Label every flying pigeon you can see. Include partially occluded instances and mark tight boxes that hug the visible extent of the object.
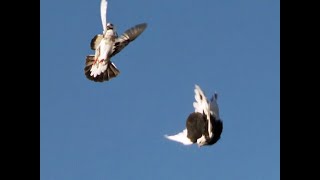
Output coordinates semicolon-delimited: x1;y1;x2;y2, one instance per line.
84;0;147;82
165;85;223;147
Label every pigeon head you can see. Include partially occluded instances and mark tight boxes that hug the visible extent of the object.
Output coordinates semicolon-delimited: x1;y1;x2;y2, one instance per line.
106;23;114;29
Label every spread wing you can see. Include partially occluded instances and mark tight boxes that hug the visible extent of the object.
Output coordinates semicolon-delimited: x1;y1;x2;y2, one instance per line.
100;0;108;34
110;23;147;57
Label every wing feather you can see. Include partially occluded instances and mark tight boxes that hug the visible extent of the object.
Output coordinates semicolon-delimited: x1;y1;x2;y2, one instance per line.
193;85;213;139
100;0;108;34
110;23;147;57
165;129;193;145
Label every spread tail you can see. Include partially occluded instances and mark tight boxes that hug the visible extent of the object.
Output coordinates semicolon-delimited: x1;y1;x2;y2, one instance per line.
84;55;120;82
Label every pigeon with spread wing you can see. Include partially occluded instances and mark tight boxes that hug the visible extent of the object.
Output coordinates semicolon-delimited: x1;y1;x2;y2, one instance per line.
165;85;223;147
85;0;147;82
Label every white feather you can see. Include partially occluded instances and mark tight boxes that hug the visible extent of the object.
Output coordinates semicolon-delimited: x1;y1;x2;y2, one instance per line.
193;85;213;139
193;85;209;116
100;0;107;34
164;129;193;145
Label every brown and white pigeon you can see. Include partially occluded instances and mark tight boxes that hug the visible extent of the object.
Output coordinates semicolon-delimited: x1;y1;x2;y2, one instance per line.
165;85;223;147
84;0;147;82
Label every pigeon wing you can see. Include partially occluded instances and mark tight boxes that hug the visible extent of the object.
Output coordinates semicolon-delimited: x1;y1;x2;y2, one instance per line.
193;85;213;139
110;23;147;57
165;129;193;145
210;93;220;120
193;85;210;116
100;0;108;34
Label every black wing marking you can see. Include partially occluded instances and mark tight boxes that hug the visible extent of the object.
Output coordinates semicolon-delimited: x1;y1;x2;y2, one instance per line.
90;34;104;50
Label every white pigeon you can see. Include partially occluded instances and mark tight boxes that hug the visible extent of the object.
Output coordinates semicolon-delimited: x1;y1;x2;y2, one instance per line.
85;0;147;82
165;85;223;147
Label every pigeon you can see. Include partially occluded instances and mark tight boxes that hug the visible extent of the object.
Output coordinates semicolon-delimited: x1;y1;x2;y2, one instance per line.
165;85;223;147
84;0;147;82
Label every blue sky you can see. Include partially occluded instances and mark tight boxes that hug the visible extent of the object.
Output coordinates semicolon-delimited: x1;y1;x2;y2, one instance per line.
40;0;279;179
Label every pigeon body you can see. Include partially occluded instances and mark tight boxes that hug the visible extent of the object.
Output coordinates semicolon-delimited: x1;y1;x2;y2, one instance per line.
165;85;223;147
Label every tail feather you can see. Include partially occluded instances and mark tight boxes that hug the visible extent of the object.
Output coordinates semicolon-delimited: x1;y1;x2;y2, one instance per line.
84;55;120;82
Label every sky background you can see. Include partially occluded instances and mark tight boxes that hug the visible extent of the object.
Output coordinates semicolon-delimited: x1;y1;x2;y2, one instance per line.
40;0;279;179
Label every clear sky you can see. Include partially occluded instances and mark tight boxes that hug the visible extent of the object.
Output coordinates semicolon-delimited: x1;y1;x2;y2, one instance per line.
40;0;279;179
